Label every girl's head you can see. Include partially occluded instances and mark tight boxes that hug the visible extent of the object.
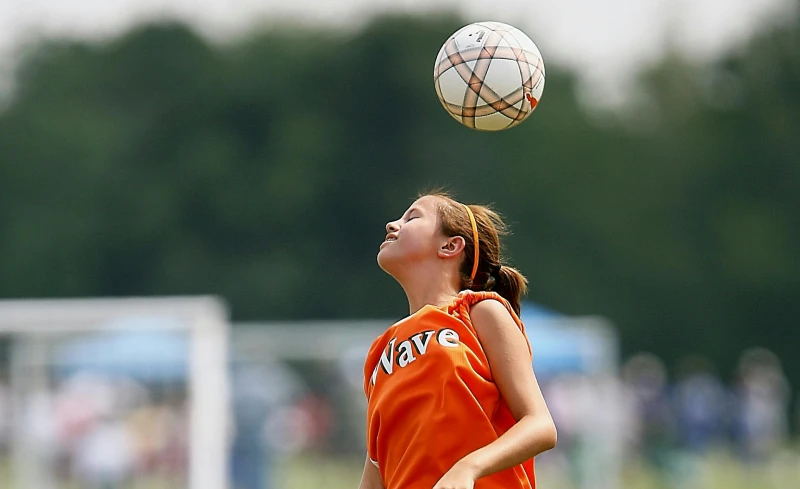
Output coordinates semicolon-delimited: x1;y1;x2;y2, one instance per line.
377;191;527;315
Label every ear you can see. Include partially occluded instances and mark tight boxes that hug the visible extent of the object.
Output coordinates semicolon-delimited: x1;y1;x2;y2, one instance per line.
438;236;466;259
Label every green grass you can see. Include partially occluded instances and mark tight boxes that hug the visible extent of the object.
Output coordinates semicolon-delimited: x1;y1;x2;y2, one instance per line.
1;449;798;489
276;449;800;489
534;449;800;489
277;453;364;489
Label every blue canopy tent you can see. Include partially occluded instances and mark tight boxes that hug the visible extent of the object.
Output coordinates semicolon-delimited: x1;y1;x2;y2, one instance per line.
520;301;617;377
54;328;189;383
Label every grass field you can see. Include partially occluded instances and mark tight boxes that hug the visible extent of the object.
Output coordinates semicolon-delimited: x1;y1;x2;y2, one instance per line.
2;448;798;489
277;448;800;489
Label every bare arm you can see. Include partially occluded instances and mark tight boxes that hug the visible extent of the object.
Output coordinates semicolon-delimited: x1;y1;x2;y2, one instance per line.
437;300;557;486
358;455;385;489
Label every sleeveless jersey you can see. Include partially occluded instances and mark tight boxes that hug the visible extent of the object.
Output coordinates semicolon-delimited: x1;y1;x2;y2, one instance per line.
363;291;535;489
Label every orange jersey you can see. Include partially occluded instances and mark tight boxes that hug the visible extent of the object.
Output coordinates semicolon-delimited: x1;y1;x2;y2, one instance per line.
363;291;535;489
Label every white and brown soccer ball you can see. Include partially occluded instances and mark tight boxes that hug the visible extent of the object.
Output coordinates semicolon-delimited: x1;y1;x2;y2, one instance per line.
434;21;545;131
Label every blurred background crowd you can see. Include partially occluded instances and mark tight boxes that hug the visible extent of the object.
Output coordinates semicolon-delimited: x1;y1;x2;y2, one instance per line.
0;337;795;489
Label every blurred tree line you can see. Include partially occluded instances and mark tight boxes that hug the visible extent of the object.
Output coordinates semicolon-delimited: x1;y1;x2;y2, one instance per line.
0;12;798;388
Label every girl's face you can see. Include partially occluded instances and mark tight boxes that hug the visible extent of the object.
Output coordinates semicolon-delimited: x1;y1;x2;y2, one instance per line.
377;195;445;275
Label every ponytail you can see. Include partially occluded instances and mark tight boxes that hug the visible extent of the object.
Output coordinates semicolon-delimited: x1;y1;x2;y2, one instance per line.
491;265;527;316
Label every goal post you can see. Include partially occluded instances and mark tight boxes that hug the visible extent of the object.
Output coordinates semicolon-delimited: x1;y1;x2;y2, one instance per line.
0;296;230;489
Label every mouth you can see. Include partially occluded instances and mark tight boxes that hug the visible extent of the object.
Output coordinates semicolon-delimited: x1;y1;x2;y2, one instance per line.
380;235;397;248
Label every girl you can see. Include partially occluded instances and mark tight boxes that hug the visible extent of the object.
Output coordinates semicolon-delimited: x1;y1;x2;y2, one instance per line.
360;192;557;489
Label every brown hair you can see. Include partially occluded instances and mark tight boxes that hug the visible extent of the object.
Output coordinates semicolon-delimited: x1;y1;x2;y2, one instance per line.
421;191;528;315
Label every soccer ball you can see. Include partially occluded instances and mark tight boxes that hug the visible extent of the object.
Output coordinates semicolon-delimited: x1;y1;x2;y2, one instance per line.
433;21;545;131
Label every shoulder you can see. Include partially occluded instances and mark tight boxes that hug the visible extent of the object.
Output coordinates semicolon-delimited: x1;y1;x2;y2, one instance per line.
455;291;531;356
470;298;514;324
452;291;517;324
469;299;519;340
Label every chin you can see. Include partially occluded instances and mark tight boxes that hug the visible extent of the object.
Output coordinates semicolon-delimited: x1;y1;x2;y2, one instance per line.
376;249;389;271
376;249;398;276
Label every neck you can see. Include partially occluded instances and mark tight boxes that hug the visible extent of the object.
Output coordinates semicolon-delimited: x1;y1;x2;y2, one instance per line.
398;268;461;315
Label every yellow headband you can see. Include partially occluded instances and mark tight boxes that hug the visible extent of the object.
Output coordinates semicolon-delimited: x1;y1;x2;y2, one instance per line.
462;204;479;282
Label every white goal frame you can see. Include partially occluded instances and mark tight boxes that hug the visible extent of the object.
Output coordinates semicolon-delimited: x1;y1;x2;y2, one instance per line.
0;296;230;489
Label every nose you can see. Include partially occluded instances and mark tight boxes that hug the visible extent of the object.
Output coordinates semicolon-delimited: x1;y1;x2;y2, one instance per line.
386;220;400;233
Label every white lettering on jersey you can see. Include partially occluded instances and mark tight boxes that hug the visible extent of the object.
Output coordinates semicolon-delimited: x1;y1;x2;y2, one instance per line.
437;328;459;348
395;340;416;367
371;337;396;385
410;330;435;354
370;328;461;386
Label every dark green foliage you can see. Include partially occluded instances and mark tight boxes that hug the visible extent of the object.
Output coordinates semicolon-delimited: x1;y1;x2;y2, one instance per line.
0;13;798;383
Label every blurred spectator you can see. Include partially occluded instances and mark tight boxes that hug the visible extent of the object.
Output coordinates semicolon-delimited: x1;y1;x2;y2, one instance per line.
672;355;730;453
622;353;676;469
23;388;59;489
72;413;135;489
231;360;305;489
541;373;585;458
732;348;791;462
127;404;175;473
541;372;630;489
292;394;334;450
